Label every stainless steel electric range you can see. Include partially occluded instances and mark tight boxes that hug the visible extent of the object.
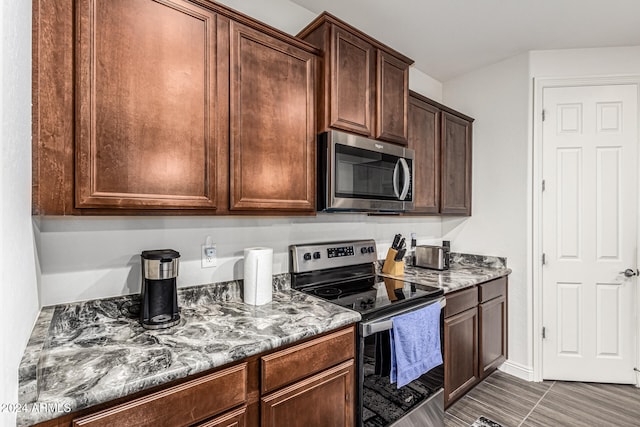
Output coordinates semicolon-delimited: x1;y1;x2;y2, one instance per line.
290;239;446;427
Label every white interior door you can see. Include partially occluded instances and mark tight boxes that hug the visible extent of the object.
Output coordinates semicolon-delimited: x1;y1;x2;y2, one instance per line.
542;83;638;383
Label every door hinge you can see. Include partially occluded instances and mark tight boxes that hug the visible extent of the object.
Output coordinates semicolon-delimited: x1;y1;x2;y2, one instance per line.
542;180;546;192
542;253;546;265
542;109;546;122
542;327;546;339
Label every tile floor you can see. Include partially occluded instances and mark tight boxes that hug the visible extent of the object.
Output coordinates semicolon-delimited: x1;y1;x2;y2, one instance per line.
445;370;640;427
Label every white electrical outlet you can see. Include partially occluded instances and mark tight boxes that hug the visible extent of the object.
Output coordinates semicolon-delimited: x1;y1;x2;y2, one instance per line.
201;244;217;268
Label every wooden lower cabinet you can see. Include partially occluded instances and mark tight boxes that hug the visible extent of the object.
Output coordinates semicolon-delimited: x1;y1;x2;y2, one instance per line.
479;279;508;379
444;276;508;407
261;361;354;427
444;306;479;407
38;325;355;427
196;406;247;427
71;364;248;427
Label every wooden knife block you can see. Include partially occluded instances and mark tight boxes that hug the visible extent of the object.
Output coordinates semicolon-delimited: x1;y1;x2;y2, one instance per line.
382;249;404;276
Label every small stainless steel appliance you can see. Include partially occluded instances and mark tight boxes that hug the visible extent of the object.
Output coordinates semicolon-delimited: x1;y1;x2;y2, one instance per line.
140;249;180;330
290;240;445;427
414;243;450;270
317;130;415;212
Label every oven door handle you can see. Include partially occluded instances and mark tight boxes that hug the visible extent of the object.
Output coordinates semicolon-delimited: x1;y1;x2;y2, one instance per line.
360;297;446;338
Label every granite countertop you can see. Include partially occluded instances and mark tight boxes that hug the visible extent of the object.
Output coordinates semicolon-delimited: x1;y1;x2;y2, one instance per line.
379;252;512;293
17;276;360;426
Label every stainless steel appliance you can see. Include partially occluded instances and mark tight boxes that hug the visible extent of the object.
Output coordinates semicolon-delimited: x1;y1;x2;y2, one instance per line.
290;240;445;427
140;249;180;329
317;130;415;212
414;244;450;270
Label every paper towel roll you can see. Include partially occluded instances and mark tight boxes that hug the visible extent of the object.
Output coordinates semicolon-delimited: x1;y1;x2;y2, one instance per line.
243;247;273;305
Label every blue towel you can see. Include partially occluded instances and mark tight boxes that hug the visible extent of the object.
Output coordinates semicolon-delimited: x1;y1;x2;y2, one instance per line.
390;303;442;388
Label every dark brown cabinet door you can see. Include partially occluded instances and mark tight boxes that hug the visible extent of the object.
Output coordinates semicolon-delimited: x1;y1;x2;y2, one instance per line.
195;406;246;427
330;27;375;137
407;95;440;213
479;295;507;379
261;361;354;427
440;112;472;215
444;307;479;407
229;21;316;211
376;51;409;144
75;0;220;210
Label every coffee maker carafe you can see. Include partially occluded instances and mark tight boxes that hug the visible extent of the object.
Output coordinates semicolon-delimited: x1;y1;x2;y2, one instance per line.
140;249;180;329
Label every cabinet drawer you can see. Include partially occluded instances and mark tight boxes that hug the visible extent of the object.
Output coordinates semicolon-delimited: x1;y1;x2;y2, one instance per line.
444;287;478;318
479;276;507;303
72;363;247;427
261;326;355;394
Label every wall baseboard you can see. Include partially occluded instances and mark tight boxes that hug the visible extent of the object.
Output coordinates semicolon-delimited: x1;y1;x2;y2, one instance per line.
499;360;535;382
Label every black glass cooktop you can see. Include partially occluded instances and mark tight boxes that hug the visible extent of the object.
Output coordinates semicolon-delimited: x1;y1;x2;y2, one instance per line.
304;275;443;318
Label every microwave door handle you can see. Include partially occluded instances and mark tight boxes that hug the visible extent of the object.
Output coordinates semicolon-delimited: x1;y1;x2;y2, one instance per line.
392;160;400;198
398;158;410;200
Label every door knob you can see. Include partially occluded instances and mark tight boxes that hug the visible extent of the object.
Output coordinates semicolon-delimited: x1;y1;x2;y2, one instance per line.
620;268;639;277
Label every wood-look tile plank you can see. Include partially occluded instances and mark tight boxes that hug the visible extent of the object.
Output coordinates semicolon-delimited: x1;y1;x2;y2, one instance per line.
447;393;523;427
522;381;640;427
444;412;469;427
482;371;552;404
464;380;536;420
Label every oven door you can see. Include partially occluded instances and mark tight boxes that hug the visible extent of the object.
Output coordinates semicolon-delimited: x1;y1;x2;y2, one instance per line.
319;130;414;212
358;297;445;427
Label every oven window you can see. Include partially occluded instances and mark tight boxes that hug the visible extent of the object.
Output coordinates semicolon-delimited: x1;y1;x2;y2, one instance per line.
335;144;408;200
361;330;444;426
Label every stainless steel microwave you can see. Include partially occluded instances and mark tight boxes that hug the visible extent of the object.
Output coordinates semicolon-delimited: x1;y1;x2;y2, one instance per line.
317;130;414;212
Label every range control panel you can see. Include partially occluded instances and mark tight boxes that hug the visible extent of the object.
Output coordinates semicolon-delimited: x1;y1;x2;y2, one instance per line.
327;246;354;258
289;240;377;273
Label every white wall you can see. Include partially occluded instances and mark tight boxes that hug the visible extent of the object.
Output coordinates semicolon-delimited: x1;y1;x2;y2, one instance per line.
1;1;40;425
214;0;316;35
530;46;640;78
442;53;533;374
409;67;443;101
38;215;442;305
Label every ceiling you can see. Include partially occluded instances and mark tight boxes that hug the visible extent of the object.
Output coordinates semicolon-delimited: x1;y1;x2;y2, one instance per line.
291;0;640;81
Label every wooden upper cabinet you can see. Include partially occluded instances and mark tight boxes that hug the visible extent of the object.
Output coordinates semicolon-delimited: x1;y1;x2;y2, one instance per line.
228;21;316;211
298;13;413;145
407;91;473;216
329;27;375;136
441;112;472;215
407;94;440;213
376;51;409;144
75;0;220;210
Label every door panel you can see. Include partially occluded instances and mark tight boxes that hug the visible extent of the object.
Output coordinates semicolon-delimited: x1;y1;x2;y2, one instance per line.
407;95;440;213
329;27;374;136
376;50;409;144
75;0;219;209
440;112;472;215
229;21;316;211
542;84;638;383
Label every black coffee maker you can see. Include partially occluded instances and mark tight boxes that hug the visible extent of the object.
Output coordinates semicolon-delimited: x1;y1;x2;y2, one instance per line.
140;249;181;329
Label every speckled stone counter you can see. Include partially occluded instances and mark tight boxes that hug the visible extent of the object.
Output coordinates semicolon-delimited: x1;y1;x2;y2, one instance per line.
17;274;360;426
379;252;511;293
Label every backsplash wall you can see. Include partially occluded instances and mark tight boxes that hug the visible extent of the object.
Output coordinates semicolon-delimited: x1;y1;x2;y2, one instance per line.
35;215;443;306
